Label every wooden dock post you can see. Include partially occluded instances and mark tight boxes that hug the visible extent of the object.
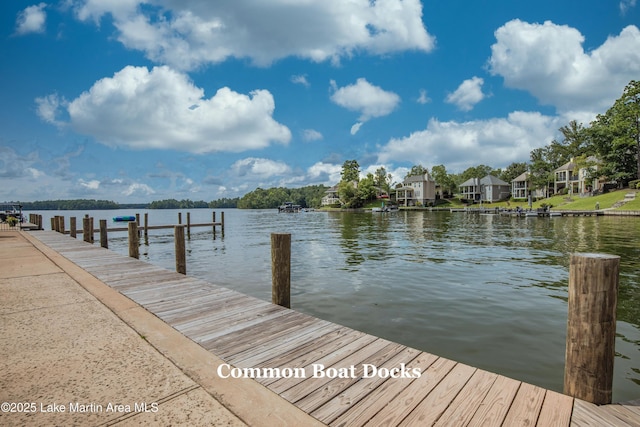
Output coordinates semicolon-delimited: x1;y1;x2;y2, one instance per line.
212;211;217;237
99;219;108;249
82;217;91;243
70;217;76;238
128;222;139;259
186;212;191;238
271;233;291;308
144;213;149;240
175;225;186;275
221;211;225;234
178;212;182;224
58;216;65;234
564;253;620;404
50;217;56;231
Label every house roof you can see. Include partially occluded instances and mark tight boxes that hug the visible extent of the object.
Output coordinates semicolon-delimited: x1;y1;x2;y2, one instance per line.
512;172;529;182
555;160;575;172
459;177;479;187
460;175;510;188
403;173;434;184
325;185;338;193
480;175;510;186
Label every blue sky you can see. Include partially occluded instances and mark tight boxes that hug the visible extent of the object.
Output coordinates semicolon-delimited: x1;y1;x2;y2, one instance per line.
1;0;639;203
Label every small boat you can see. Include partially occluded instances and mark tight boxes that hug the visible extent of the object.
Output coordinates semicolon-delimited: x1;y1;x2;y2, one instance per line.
0;203;24;223
113;215;136;222
278;202;302;213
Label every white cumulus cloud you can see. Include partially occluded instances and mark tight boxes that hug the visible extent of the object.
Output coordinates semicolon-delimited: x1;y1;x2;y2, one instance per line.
488;20;640;116
291;75;310;87
69;0;435;70
38;65;291;153
15;3;47;35
231;158;291;178
417;89;431;105
302;129;323;142
331;78;400;134
445;77;486;111
378;111;560;172
307;162;342;184
123;182;155;196
620;0;637;14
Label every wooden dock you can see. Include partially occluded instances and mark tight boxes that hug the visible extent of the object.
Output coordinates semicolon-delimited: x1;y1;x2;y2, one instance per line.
26;230;640;426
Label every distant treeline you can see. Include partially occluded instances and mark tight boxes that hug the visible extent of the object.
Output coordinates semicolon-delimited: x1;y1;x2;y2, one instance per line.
148;198;241;209
237;185;328;209
21;199;122;210
19;187;326;210
19;197;241;210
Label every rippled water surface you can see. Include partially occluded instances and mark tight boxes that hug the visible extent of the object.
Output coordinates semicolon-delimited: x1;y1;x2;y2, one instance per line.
33;208;640;401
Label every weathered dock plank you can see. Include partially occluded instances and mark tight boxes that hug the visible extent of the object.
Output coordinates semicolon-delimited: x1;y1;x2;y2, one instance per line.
26;231;640;427
433;368;498;426
398;362;477;426
330;352;439;427
310;346;421;424
295;342;407;413
363;357;458;426
537;390;574;427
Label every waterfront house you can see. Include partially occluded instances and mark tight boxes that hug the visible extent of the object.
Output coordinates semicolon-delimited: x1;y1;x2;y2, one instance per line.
553;157;601;195
321;185;340;206
459;175;511;203
511;172;530;200
396;173;437;207
512;172;548;200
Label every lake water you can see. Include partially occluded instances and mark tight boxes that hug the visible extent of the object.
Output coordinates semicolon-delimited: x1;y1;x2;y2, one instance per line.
30;208;640;402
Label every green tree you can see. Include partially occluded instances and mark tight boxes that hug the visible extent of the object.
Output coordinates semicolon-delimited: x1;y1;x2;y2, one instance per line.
529;147;554;197
357;173;377;202
500;162;528;184
559;120;589;159
338;160;361;208
431;164;456;196
588;80;640;185
338;180;360;208
404;164;429;179
341;160;360;183
459;165;493;182
374;166;392;195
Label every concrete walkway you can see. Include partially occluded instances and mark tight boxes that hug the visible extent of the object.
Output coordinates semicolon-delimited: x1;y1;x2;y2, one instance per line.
0;231;323;426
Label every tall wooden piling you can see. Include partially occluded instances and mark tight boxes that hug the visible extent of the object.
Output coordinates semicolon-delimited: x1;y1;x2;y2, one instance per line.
174;225;186;275
128;222;139;259
178;212;182;224
564;253;620;404
83;217;91;243
221;211;225;234
271;233;291;308
213;211;217;237
70;217;76;238
99;219;108;249
186;212;191;238
144;213;149;240
57;216;65;234
50;217;56;232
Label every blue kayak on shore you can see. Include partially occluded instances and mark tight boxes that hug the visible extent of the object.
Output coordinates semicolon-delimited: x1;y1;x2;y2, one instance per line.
113;216;136;222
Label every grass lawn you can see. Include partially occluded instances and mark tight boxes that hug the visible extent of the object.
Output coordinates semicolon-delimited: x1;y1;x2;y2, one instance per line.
355;189;639;212
493;189;639;211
